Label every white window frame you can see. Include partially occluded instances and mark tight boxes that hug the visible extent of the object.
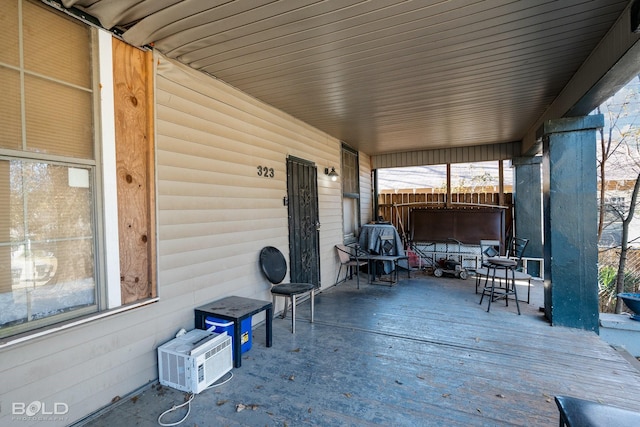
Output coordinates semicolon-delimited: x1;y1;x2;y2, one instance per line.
97;30;123;309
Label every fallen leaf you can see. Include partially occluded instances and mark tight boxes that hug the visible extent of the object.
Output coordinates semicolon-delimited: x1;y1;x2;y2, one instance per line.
217;400;228;406
344;393;352;398
477;408;482;413
442;393;450;398
111;396;121;403
496;394;505;398
236;403;246;412
291;348;301;352
289;375;295;381
130;396;138;404
308;408;313;413
417;375;426;380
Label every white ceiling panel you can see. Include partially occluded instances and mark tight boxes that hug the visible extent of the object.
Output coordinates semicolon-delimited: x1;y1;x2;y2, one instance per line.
59;0;632;156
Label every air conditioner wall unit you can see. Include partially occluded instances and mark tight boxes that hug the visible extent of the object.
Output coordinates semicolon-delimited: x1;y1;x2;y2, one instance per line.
158;329;232;394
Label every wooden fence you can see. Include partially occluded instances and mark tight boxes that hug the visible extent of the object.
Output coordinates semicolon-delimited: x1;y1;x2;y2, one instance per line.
377;192;514;244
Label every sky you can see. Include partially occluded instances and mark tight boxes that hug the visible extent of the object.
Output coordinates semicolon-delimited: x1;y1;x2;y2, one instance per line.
377;161;513;191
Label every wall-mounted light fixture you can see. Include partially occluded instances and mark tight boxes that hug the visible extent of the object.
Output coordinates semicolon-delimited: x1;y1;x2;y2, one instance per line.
324;167;339;182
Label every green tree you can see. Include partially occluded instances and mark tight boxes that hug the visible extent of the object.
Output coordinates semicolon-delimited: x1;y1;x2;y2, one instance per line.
597;76;640;313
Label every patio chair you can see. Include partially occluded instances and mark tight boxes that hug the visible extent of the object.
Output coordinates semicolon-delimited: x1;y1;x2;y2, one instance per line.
259;246;315;333
554;395;640;427
378;234;396;255
335;244;368;289
369;233;397;279
475;239;500;294
479;237;529;314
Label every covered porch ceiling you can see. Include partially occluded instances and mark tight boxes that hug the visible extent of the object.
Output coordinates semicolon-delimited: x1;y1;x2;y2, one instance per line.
56;0;637;157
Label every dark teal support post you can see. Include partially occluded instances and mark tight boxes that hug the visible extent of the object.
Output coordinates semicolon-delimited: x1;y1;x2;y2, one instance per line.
512;156;543;278
539;115;603;332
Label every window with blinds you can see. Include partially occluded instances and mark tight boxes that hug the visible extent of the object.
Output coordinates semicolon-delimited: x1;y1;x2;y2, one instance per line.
0;0;98;338
342;146;359;197
341;144;360;243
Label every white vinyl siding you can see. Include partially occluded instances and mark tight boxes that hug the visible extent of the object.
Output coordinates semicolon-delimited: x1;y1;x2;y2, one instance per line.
372;142;521;169
155;55;344;301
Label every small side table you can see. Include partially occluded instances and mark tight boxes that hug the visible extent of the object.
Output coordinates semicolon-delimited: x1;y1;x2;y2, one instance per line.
195;296;273;368
366;255;410;285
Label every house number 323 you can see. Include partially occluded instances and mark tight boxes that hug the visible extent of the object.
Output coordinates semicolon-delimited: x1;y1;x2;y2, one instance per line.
257;166;275;178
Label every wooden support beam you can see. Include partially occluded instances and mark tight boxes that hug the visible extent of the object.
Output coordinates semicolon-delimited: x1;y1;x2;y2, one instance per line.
112;39;156;304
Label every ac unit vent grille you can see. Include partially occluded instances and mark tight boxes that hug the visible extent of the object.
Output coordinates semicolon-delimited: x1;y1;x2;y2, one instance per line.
158;329;232;394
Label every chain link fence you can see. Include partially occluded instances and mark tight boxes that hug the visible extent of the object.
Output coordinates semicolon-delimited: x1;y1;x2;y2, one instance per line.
598;247;640;312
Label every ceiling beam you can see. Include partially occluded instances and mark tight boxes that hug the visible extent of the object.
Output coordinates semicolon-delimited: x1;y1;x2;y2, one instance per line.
372;141;520;169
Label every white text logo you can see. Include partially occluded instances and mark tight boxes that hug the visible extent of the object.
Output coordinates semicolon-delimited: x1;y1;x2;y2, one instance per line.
12;401;69;418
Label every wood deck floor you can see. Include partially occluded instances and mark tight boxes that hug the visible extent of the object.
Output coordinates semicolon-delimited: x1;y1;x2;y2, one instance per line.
78;272;640;426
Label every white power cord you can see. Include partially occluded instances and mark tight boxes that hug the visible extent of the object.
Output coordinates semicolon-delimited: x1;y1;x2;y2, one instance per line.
157;371;234;426
157;393;194;427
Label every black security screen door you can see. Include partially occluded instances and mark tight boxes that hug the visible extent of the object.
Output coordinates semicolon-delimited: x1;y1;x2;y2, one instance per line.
286;156;320;287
